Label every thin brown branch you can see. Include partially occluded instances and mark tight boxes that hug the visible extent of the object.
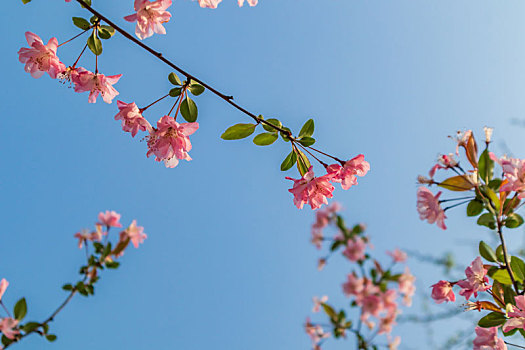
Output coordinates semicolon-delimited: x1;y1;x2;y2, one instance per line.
496;220;520;295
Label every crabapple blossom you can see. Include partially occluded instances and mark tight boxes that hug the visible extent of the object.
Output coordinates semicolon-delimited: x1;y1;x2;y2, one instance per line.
457;257;490;300
496;156;525;198
121;220;147;248
114;101;152;137
0;279;8;301
386;248;407;263
312;296;328;313
74;226;104;249
72;68;122;104
454;129;473;155
416;186;447;230
0;318;19;340
286;167;335;210
146;116;199;168
18;32;66;79
430;280;455;304
388;336;401;350
304;318;330;350
397;267;415;306
326;154;370;190
428;154;458;178
124;0;172;40
342;236;366;262
197;0;222;8
473;326;507;350
98;210;123;228
503;295;525;333
238;0;258;6
342;273;365;297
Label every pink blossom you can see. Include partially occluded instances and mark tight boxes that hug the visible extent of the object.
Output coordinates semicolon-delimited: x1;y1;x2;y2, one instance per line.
503;295;525;333
238;0;258;6
0;279;8;301
457;257;491;300
382;289;398;315
310;231;324;250
498;156;525;198
342;274;364;297
18;32;66;79
326;154;370;190
74;226;105;249
312;296;328;313
378;311;397;334
428;154;458;178
416;186;447;230
360;294;384;319
124;0;172;40
72;68;122;104
120;220;147;248
198;0;222;8
0;318;19;340
430;280;455;304
317;258;327;271
473;326;507;350
146;116;199;168
397;267;416;306
386;248;407;263
454;130;473;155
388;336;401;350
304;317;330;349
286;167;335;210
115;101;152;137
342;236;366;262
98;210;123;228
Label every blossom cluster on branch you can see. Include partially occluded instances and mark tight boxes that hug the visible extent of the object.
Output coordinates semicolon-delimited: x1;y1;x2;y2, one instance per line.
305;203;414;350
0;211;145;349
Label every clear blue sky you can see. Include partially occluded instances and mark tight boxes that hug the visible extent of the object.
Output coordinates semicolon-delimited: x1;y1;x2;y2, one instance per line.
3;0;525;349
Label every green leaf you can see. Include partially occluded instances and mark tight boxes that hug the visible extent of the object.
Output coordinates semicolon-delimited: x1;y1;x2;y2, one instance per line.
22;0;32;4
168;72;182;86
477;312;506;328
180;96;198;122
169;88;182;97
298;137;316;147
493;269;514;285
321;303;337;321
87;31;102;56
280;127;292;142
280;151;297;171
98;26;115;40
262;118;282;132
504;284;517;304
511;256;525;281
486;188;501;211
22;322;41;333
467;200;484;217
89;15;98;24
496;245;505;263
438;175;475;191
253;132;278;146
488;179;503;191
14;298;27;321
46;334;57;342
479;241;498;263
506;213;524;229
299;119;315;138
189;82;205;96
477;213;496;229
296;149;311;176
72;17;91;30
478;149;494;183
62;284;73;291
221;123;256;140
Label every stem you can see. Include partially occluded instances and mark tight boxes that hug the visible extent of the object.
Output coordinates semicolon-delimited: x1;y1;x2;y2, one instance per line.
442;199;471;211
439;196;475;203
73;0;292;137
0;301;12;318
497;220;520;294
306;145;345;164
506;342;525;349
72;43;88;68
140;94;170;112
296;142;328;167
58;29;90;47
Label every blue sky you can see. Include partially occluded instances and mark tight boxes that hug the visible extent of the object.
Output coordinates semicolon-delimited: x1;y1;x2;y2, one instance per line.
3;0;525;349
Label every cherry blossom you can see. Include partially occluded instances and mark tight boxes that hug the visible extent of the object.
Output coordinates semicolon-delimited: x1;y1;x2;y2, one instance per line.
326;154;370;190
124;0;172;40
120;220;147;248
146;116;199;168
312;296;328;313
457;257;490;300
416;186;447;230
0;318;19;340
115;101;152;137
342;236;366;262
0;279;8;301
430;280;455;304
286;167;335;210
72;68;122;104
473;326;507;350
386;248;407;263
503;295;525;333
18;32;66;79
98;210;123;228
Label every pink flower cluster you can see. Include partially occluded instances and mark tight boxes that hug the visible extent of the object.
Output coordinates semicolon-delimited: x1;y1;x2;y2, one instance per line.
304;317;330;350
490;153;525;198
124;0;172;40
473;327;507;350
416;186;447;230
18;32;122;104
0;279;20;341
287;155;370;210
311;202;341;249
74;211;146;254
